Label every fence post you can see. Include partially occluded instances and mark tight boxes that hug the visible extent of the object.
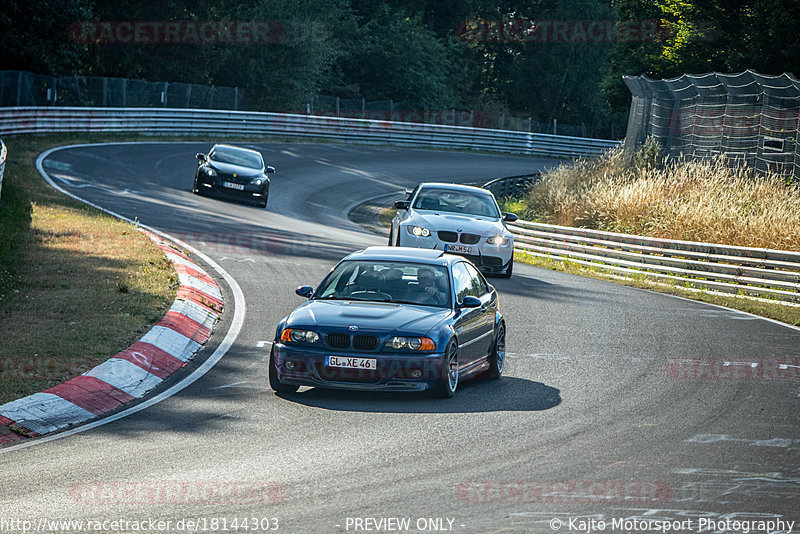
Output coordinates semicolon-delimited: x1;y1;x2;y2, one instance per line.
234;87;238;110
553;118;557;135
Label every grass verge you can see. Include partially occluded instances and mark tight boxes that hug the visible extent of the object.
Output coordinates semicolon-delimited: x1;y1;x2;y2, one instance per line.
0;135;179;405
500;143;800;250
494;143;800;326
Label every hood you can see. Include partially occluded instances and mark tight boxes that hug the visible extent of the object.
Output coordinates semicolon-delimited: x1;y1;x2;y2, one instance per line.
207;160;263;176
287;300;451;336
412;211;504;235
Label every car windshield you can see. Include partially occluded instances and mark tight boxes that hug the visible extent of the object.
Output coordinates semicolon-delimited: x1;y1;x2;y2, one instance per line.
315;260;451;308
209;147;263;169
412;188;500;218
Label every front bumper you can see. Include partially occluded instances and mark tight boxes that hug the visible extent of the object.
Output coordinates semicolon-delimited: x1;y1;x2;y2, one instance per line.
399;231;513;273
272;343;447;392
197;175;268;202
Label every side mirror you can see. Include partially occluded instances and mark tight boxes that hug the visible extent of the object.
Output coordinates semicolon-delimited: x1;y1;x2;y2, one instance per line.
266;166;276;174
196;153;206;162
503;212;518;222
295;285;314;298
394;200;410;210
460;296;482;308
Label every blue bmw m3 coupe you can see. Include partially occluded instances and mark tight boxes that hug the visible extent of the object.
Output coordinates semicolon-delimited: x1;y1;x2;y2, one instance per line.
269;247;506;397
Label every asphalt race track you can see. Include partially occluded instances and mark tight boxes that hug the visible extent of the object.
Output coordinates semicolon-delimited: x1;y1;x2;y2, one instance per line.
2;141;798;534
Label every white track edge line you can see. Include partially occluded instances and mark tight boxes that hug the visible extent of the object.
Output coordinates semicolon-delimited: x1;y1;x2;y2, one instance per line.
0;143;246;454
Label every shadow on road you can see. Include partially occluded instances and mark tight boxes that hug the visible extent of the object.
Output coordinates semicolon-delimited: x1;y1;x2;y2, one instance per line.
275;376;561;414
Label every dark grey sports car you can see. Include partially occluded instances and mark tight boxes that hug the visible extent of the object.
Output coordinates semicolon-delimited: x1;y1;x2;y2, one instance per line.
192;144;275;208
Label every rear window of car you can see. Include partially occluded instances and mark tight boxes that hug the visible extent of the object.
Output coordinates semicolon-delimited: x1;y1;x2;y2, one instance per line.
413;188;500;218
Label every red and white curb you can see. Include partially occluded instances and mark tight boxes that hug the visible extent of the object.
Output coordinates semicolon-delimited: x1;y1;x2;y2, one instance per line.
0;231;222;444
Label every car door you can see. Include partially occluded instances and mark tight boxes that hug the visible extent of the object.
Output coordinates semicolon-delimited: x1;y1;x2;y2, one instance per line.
451;262;487;368
463;262;496;358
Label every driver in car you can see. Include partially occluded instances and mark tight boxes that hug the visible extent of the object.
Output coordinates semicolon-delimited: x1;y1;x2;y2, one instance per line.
415;268;447;306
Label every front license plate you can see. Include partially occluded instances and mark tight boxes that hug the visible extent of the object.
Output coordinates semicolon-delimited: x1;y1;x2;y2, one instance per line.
445;244;473;254
325;356;377;370
223;181;245;190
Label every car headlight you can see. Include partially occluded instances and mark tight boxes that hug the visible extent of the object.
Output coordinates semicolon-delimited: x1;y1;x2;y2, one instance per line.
487;235;510;245
204;167;217;177
280;328;320;344
387;336;435;351
251;178;264;186
407;226;431;237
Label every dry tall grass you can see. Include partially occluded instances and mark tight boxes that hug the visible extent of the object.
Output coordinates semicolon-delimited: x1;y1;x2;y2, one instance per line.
522;145;800;251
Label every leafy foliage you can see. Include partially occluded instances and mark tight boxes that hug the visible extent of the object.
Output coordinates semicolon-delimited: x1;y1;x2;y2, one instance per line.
1;0;799;133
603;0;800;112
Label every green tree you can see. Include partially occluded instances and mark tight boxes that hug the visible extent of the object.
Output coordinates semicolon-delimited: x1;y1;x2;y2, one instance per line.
0;0;93;75
82;0;350;112
464;0;617;134
330;4;457;109
603;0;800;113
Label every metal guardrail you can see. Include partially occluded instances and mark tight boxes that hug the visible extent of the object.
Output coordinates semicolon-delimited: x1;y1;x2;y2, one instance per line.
483;173;541;198
0;107;620;159
0;139;6;201
509;220;800;304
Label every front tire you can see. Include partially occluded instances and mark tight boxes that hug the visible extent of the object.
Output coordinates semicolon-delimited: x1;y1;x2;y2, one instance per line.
259;193;269;209
434;339;459;398
388;227;394;246
487;322;505;379
269;346;299;394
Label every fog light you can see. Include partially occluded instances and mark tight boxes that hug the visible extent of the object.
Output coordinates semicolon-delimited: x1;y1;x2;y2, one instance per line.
410;369;423;378
285;361;298;370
